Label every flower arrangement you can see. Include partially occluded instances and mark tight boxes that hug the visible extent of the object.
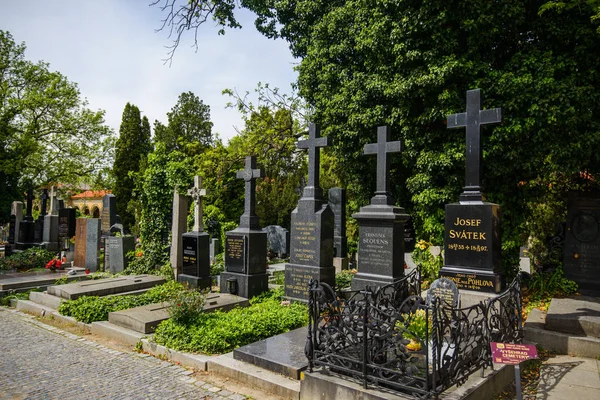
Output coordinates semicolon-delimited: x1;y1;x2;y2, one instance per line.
45;258;63;272
396;309;432;351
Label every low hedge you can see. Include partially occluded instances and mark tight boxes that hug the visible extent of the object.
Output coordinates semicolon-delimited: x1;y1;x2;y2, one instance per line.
58;281;184;323
0;248;55;271
153;289;308;354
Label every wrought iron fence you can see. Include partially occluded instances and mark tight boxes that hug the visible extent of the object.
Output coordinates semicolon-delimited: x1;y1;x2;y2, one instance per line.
305;271;522;399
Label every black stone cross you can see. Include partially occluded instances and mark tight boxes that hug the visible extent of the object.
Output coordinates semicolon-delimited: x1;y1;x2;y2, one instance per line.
297;123;331;200
364;126;402;205
236;156;264;229
448;89;501;202
40;188;49;217
25;188;34;221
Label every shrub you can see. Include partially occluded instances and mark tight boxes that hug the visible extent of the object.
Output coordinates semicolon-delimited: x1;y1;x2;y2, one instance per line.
167;288;207;325
153;289;308;354
0;248;55;271
412;240;443;287
335;269;356;290
59;281;184;323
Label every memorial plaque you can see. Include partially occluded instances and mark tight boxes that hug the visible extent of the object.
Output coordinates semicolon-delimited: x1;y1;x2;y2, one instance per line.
426;278;459;308
563;192;600;294
285;265;320;300
225;235;246;273
290;221;319;265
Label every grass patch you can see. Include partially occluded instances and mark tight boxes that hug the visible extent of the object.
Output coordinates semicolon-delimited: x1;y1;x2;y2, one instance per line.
153;288;308;354
58;281;184;323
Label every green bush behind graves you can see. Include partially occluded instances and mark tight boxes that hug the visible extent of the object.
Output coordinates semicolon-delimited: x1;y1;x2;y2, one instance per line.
58;281;184;323
0;248;55;271
153;288;308;354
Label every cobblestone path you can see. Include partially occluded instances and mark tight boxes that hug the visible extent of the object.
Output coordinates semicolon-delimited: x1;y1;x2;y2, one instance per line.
0;308;245;400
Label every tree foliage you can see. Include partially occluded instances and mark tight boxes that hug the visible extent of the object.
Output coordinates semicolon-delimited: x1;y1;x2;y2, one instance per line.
113;103;152;232
0;30;114;221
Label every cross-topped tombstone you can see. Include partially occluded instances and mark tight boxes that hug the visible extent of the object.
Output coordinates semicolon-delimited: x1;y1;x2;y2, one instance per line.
188;176;208;232
448;88;501;202
236;156;264;230
40;189;49;217
48;186;58;215
221;156;269;298
297;124;331;201
441;88;504;293
351;126;410;291
285;123;335;302
364;126;402;205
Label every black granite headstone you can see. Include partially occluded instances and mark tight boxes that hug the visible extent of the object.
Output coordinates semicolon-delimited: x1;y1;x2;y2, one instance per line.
8;215;16;244
58;208;76;249
178;232;211;289
328;188;347;258
351;126;409;291
17;189;36;248
563;191;600;295
440;88;504;293
101;194;118;236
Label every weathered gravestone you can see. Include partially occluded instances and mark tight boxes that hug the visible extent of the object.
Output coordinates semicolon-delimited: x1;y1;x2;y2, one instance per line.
17;189;36;249
439;89;503;293
563;191;600;295
263;225;289;258
73;218;101;271
34;188;48;243
285;124;335;301
169;189;189;279
426;277;460;309
329;187;349;272
42;186;60;251
178;176;211;290
220;156;269;299
8;201;23;245
105;232;135;274
352;126;410;291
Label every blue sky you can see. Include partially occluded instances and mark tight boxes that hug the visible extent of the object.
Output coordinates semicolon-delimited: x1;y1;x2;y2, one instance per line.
0;1;298;142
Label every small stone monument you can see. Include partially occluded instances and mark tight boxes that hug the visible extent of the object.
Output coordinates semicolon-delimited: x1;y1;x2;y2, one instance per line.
105;230;135;274
42;186;60;251
16;189;36;249
178;176;211;290
285;124;335;301
352;126;410;291
439;88;504;293
220;156;269;298
426;278;460;309
328;187;348;272
169;189;189;279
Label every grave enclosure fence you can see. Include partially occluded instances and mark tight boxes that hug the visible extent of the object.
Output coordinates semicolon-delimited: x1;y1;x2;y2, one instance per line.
305;270;523;399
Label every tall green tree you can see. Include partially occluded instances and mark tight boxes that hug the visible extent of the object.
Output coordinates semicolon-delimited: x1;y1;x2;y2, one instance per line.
113;103;152;231
0;30;113;222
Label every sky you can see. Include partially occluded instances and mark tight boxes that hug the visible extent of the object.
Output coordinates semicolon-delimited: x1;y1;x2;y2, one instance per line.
0;1;299;143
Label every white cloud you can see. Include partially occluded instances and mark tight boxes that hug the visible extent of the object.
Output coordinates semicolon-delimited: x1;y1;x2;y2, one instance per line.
0;1;298;142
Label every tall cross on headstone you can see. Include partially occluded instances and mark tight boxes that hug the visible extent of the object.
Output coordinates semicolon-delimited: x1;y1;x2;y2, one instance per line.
40;188;49;216
188;176;208;232
447;88;502;202
364;126;402;205
297;123;331;200
236;156;264;229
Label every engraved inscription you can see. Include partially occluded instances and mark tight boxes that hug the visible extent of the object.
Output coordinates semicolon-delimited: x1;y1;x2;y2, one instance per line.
445;273;494;291
292;221;317;262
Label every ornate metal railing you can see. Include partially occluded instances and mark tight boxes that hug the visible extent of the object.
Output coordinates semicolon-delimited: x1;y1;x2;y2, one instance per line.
305;272;522;399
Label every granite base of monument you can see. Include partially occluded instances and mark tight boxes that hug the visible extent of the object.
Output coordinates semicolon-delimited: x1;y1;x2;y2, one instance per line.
285;264;335;302
220;271;269;299
439;266;503;294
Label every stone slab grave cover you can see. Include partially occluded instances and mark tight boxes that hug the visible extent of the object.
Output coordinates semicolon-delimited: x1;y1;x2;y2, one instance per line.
169;189;189;279
544;296;600;338
351;126;410;291
233;327;308;380
263;225;290;258
105;232;135;274
220;156;269;299
73;218;101;271
285;124;335;302
108;293;249;334
563;191;600;295
47;274;165;300
177;176;211;290
439;88;504;293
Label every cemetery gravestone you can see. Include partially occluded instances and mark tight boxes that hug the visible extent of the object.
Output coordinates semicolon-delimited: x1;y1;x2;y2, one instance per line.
209;238;220;263
426;278;460;309
8;201;23;245
178;176;211;290
439;89;503;293
42;186;59;251
17;189;36;249
73;218;87;268
34;188;48;243
285;124;335;302
328;187;348;272
563;191;600;295
58;208;76;263
169;189;189;279
73;218;101;271
100;194;117;236
106;232;135;274
352;126;410;291
220;156;269;299
263;225;289;258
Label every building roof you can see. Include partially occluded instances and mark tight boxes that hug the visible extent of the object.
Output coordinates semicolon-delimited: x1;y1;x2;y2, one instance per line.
71;190;111;199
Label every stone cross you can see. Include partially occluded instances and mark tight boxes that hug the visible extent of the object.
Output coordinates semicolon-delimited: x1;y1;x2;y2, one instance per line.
49;186;58;215
187;176;208;232
447;89;501;202
297;123;331;200
364;126;402;205
40;188;49;216
236;156;264;229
